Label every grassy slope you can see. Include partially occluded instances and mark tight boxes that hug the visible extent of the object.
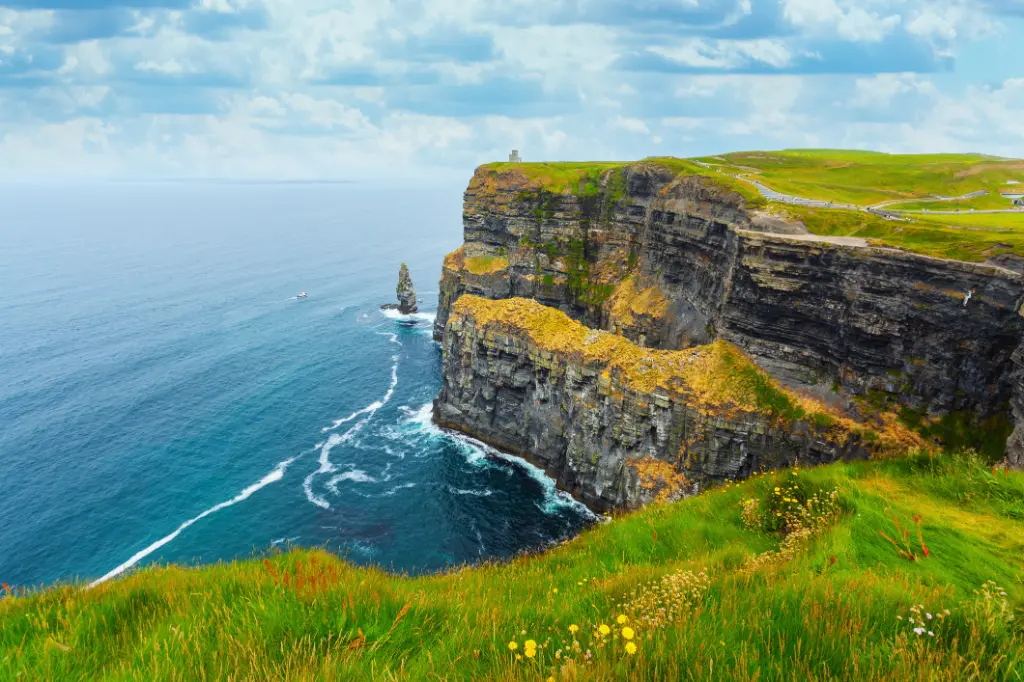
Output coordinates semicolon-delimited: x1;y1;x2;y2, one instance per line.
2;454;1022;681
698;149;1024;207
776;204;1024;262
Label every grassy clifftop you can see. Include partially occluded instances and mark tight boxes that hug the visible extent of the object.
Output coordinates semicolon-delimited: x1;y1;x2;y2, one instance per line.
476;157;767;208
2;454;1022;680
697;149;1024;207
473;151;1024;264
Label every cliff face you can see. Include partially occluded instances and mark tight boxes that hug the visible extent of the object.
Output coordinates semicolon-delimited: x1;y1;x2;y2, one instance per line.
434;297;927;511
435;162;1024;445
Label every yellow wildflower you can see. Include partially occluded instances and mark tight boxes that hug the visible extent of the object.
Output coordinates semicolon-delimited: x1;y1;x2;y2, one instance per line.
552;588;558;594
616;614;628;625
598;624;610;636
547;678;555;682
525;640;536;649
515;654;522;661
621;627;634;640
508;641;518;651
625;642;637;655
525;648;536;659
569;624;579;634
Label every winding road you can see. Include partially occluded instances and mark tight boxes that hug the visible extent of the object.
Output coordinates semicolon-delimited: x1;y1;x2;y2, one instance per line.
693;160;1023;217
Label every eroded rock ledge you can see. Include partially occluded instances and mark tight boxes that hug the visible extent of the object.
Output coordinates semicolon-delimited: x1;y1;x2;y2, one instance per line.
434;296;928;511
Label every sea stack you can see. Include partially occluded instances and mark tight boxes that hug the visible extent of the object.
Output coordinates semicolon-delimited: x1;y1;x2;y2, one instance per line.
396;263;418;314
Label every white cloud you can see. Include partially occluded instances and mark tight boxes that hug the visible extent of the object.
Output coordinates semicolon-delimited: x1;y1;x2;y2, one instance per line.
847;72;937;108
780;0;902;42
613;116;650;134
135;59;187;74
650;38;793;69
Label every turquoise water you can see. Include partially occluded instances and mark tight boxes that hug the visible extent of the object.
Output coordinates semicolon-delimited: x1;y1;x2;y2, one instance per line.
0;181;595;589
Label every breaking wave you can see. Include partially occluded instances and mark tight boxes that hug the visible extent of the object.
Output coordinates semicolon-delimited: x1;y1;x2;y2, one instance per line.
89;456;299;588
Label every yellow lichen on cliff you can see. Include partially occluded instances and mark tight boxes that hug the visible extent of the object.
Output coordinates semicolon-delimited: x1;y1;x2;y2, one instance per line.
450;295;930;457
443;246;466;271
630;457;689;503
443;246;509;276
464;255;510;275
606;276;670;329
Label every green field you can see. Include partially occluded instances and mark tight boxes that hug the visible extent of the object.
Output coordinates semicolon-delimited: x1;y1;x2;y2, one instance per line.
775;205;1024;262
3;453;1022;681
697;149;1024;207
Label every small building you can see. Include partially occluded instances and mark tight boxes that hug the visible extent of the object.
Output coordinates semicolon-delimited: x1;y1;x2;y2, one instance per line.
1001;191;1024;207
509;149;521;163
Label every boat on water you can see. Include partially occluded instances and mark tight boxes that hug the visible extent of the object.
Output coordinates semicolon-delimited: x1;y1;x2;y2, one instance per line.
297;292;308;299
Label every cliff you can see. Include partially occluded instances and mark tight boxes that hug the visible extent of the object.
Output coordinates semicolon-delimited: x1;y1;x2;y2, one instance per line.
435;160;1024;460
434;296;928;511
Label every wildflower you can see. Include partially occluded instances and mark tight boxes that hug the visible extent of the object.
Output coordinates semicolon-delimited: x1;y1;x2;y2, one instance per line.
621;627;635;641
599;624;611;636
508;641;518;651
515;654;522;661
552;588;558;594
926;613;932;620
928;631;934;637
625;642;637;655
617;614;628;625
525;648;536;659
913;627;925;635
568;624;579;634
547;678;555;682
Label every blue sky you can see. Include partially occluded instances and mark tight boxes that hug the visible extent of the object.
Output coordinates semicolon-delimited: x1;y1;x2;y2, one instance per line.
0;0;1022;179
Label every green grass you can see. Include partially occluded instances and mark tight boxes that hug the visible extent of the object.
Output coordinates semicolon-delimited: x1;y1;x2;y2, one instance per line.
3;454;1022;681
479;158;767;209
778;204;1024;262
698;149;1024;207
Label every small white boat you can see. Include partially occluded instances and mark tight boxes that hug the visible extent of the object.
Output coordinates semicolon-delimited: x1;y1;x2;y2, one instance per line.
297;291;308;299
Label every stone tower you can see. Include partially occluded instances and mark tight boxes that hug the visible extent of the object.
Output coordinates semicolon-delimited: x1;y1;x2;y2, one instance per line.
509;149;521;162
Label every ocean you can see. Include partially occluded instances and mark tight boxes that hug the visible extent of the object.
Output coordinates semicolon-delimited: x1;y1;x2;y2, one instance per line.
0;181;595;589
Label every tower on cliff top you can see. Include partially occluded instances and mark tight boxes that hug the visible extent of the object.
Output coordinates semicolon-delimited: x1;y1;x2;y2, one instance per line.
509;149;521;162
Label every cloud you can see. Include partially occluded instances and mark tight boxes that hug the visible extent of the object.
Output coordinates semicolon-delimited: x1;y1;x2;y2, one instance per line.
780;0;902;42
613;116;651;134
0;0;1021;179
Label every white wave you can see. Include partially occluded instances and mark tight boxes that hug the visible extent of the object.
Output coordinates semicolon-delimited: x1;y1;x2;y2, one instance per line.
327;470;377;490
384;482;417;496
380;308;437;324
449;486;493;497
404;402;489;465
376;330;401;346
271;536;300;547
305;359;399;508
487;449;598;518
89;457;299;588
404;400;593;516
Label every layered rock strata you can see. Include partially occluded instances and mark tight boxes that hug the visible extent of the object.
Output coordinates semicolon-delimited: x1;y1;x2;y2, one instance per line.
435;162;1024;450
434;296;928;511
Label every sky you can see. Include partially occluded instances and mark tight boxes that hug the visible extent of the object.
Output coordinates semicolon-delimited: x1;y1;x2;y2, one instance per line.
0;0;1023;180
